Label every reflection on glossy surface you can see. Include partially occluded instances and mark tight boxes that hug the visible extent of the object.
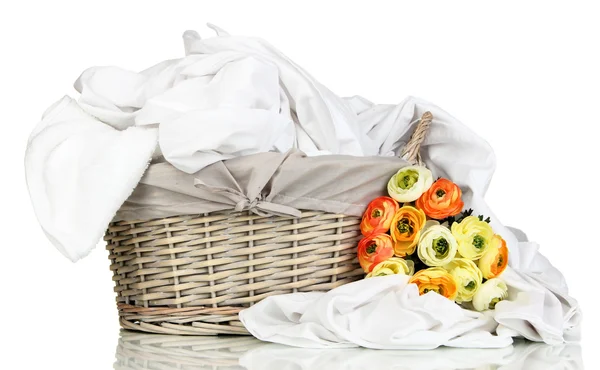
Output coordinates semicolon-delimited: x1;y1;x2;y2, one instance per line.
115;331;582;370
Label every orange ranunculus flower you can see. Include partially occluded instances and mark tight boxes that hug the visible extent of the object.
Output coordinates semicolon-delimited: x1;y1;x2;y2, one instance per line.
390;206;426;257
416;178;464;220
409;267;458;300
360;196;399;236
357;234;395;273
478;234;509;279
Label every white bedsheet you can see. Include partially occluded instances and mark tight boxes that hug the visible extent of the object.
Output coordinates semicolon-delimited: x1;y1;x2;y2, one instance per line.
239;233;581;349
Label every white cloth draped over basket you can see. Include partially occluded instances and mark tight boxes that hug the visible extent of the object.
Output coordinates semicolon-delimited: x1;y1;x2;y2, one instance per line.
24;25;580;348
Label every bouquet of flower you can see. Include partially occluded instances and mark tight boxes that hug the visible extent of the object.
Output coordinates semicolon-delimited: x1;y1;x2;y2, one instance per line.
358;165;509;311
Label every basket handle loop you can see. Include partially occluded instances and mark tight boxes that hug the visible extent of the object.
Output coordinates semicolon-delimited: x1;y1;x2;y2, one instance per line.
401;111;433;165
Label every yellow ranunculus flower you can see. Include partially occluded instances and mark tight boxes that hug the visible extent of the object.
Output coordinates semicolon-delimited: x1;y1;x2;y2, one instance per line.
472;278;508;311
478;234;509;279
387;165;433;203
444;258;483;303
366;257;415;278
409;267;458;300
451;216;494;260
417;225;458;267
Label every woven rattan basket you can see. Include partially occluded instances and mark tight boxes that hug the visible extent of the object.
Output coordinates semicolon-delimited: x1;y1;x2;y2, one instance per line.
105;112;433;335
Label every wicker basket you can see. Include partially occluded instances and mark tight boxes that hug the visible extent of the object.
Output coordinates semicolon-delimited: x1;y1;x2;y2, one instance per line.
105;112;433;335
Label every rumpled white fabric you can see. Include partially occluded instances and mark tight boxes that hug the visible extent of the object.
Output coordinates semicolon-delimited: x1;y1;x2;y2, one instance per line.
25;96;157;261
25;25;580;347
27;24;503;263
239;229;581;349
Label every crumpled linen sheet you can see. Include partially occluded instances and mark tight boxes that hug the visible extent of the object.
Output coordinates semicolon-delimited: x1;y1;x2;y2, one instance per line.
24;25;580;348
239;230;581;349
24;96;157;261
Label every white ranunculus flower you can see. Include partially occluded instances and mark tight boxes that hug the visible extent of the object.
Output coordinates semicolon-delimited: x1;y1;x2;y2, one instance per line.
417;225;458;267
472;278;508;311
387;165;433;203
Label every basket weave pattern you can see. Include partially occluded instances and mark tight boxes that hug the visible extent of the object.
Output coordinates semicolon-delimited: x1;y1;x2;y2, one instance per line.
106;210;363;335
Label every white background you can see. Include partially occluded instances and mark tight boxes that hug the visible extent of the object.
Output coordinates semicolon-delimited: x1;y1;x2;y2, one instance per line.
1;1;598;368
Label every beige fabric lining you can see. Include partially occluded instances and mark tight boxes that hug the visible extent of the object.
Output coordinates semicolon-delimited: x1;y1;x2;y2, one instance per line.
115;150;409;221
